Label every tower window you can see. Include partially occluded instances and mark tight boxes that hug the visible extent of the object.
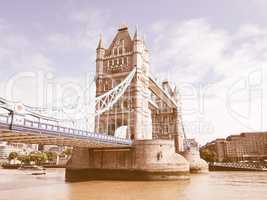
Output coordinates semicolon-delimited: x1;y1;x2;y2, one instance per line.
114;48;118;55
123;100;128;108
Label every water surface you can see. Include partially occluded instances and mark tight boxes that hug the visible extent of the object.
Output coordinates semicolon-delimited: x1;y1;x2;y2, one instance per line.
0;169;267;200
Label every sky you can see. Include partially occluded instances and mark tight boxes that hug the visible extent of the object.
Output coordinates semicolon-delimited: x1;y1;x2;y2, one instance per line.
0;0;267;144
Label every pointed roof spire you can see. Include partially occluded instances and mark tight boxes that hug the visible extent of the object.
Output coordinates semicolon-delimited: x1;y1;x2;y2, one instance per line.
173;86;177;97
97;33;104;49
133;25;140;41
118;23;128;31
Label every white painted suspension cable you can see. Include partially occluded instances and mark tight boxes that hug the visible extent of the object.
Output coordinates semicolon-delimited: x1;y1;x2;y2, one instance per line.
0;66;136;123
95;67;136;116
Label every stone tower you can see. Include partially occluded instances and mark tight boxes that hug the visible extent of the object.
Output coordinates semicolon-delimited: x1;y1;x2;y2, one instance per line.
95;25;152;140
66;25;192;182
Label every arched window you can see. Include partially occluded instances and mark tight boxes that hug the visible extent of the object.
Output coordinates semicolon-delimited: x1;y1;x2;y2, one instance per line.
123;100;128;108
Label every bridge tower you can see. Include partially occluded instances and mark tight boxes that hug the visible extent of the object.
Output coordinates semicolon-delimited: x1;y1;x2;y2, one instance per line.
95;25;152;140
66;25;190;181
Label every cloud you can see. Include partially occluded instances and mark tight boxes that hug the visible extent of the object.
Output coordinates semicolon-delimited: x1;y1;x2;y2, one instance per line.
0;7;109;129
150;19;229;84
42;8;114;77
0;20;55;75
47;8;112;50
0;19;56;103
150;19;267;144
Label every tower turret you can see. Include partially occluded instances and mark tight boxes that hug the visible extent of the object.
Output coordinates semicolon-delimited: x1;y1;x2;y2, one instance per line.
133;26;143;70
96;34;105;78
133;26;149;76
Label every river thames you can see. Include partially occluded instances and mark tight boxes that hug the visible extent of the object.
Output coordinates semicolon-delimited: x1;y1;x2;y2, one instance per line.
0;168;267;200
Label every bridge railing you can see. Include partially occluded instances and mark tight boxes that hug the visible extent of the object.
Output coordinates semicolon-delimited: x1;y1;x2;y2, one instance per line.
213;162;267;170
0;113;132;145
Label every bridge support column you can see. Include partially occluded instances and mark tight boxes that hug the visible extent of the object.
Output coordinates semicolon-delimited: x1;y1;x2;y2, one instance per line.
181;148;209;173
173;109;184;153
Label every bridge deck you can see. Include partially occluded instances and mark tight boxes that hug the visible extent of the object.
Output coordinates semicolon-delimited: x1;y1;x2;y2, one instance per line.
0;116;132;148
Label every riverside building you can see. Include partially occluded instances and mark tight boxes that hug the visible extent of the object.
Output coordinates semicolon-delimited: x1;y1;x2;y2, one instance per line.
201;132;267;162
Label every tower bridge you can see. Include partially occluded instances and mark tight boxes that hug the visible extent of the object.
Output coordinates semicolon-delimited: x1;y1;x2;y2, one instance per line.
0;25;207;181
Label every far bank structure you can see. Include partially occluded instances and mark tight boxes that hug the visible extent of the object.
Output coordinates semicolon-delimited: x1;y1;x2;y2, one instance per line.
66;25;207;181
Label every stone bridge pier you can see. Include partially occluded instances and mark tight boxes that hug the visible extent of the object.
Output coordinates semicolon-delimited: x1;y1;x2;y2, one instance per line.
66;140;189;181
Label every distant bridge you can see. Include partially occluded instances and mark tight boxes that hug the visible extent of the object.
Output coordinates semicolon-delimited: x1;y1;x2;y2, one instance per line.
209;162;267;171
